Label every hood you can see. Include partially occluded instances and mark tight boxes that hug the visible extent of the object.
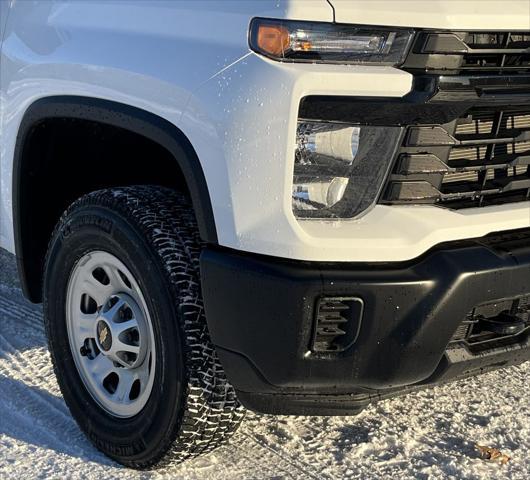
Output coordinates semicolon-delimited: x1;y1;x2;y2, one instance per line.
328;0;530;30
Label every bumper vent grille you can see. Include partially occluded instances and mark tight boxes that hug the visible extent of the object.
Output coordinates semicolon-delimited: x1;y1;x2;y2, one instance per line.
312;297;363;353
381;108;530;209
450;295;530;353
403;31;530;74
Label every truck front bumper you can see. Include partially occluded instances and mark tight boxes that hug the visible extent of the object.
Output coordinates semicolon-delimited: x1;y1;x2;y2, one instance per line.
201;229;530;415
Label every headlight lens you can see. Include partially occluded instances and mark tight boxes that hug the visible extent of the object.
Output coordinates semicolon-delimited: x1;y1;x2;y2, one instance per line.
293;122;403;219
249;18;414;65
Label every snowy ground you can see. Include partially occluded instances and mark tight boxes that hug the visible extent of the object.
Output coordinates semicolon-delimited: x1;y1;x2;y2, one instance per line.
0;248;528;479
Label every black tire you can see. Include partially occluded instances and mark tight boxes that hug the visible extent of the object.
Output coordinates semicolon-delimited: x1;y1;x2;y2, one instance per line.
43;186;244;469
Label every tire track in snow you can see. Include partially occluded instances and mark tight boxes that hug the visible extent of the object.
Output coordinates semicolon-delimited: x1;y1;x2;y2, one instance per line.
229;431;320;480
0;293;44;333
0;374;94;459
0;327;55;384
0;333;75;424
0;327;99;462
236;429;329;480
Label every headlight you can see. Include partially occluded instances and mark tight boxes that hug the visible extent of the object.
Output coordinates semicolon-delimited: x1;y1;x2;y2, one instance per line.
249;18;414;65
293;122;403;219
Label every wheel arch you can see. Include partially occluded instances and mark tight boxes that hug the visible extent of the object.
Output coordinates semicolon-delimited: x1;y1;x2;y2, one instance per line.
13;96;218;303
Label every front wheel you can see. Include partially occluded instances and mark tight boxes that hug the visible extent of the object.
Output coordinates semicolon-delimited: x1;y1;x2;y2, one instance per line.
44;186;244;468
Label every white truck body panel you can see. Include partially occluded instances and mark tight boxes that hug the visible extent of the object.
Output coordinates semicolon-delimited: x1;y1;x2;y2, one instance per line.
1;0;529;262
329;0;530;29
0;0;332;254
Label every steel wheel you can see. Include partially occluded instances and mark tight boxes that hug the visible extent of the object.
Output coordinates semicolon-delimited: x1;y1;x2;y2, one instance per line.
66;250;156;418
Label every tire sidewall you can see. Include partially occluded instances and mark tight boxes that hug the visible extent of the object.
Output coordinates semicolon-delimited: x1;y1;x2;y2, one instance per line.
44;204;187;464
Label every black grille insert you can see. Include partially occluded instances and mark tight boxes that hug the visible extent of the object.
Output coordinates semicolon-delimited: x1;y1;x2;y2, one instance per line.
403;31;530;75
381;107;530;209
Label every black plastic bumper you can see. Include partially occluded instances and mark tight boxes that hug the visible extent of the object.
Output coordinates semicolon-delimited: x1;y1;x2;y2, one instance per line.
201;233;530;415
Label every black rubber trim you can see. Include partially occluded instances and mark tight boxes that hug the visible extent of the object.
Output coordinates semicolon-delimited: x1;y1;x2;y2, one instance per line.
13;96;217;301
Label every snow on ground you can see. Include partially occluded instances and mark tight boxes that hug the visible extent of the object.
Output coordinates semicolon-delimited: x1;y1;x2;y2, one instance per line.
0;249;528;479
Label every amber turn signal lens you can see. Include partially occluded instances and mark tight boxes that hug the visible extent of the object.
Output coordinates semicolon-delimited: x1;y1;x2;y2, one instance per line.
256;24;290;56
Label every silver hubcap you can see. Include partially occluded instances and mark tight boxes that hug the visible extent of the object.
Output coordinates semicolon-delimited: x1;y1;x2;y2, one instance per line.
66;251;156;418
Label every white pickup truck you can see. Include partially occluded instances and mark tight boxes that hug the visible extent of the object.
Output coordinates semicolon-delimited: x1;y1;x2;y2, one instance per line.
1;0;529;469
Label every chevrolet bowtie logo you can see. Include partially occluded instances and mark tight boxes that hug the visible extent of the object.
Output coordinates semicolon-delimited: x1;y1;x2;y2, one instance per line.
97;320;113;351
99;326;109;345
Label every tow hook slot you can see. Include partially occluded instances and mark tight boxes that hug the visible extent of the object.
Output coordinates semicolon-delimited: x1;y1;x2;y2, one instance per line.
478;312;527;336
450;295;530;353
